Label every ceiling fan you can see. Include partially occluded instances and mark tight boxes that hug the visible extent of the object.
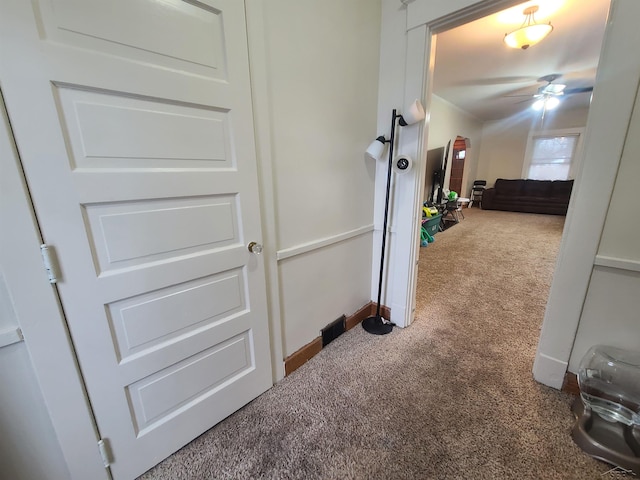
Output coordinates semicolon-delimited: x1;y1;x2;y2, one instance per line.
508;74;594;110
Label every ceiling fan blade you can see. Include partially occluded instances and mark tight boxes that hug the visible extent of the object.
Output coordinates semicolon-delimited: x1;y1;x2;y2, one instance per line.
504;94;535;98
515;98;533;104
564;86;594;95
453;75;538;87
538;73;563;84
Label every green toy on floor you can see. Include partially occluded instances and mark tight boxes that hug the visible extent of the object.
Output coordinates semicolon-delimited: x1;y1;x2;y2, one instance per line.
420;226;434;247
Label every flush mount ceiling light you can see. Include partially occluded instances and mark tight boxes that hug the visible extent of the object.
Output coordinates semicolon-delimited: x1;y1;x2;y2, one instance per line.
504;5;553;50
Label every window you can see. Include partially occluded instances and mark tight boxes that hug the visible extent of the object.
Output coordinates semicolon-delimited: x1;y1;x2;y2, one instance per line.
524;130;582;180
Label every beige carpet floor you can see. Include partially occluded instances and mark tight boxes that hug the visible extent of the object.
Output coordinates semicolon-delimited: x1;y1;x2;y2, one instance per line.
140;208;632;480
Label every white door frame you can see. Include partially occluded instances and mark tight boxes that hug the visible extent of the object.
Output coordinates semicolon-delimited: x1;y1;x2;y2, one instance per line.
0;87;107;479
245;0;285;383
394;0;640;387
0;3;285;478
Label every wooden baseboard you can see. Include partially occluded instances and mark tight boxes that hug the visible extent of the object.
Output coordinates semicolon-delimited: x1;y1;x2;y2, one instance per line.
345;302;391;330
345;302;373;330
344;302;373;330
284;301;391;376
562;371;580;396
284;337;322;376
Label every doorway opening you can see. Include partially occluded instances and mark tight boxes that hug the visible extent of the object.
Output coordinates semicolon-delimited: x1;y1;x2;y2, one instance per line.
449;135;468;197
413;0;611;385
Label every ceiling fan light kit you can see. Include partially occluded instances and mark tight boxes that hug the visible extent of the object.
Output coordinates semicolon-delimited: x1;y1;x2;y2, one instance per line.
504;5;553;50
509;73;594;113
532;95;560;111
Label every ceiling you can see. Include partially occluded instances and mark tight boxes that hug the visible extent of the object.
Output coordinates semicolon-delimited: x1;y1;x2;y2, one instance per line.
432;0;611;122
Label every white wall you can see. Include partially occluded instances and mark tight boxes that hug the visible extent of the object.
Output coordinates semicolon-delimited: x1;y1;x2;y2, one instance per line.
426;95;483;199
0;342;71;480
256;0;381;356
278;235;374;352
568;266;640;371
597;96;640;262
567;84;640;371
476;106;590;187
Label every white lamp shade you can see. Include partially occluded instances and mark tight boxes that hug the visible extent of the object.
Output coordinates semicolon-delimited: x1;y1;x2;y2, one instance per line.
365;138;386;161
403;99;426;125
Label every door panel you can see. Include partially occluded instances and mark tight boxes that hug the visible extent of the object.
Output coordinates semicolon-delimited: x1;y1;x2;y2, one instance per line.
83;196;239;271
127;331;253;434
107;270;246;359
34;0;227;78
0;1;272;478
56;88;233;169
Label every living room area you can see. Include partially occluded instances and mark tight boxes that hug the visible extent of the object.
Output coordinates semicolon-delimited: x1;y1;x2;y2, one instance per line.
421;0;608;221
423;80;593;222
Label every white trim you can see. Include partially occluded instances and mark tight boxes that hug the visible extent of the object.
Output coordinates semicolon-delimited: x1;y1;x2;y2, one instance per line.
594;255;640;272
0;327;23;348
277;225;374;261
521;127;585;180
392;24;430;329
532;353;567;390
245;0;285;382
407;0;522;32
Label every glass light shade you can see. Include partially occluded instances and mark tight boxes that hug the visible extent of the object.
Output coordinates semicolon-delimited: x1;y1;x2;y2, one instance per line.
545;96;560;110
403;99;426;125
504;23;553;49
532;99;545;111
365;138;386;161
578;345;640;426
531;96;560;111
543;84;566;95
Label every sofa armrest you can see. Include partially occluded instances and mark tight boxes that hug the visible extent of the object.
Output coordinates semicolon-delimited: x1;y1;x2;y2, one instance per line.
481;188;496;209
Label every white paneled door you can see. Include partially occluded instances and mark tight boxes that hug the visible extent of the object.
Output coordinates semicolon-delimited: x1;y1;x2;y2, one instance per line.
0;1;273;478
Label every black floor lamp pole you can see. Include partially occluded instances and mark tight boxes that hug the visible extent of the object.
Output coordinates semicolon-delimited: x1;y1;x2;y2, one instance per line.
362;109;399;335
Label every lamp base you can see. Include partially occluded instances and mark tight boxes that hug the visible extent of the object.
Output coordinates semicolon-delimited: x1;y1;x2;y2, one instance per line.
362;315;394;335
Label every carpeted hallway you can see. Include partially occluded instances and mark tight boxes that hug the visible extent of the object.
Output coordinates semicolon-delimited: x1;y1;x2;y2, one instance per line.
140;209;625;479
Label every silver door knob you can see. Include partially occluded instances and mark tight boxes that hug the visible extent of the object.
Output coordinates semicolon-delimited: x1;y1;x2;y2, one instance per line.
247;242;263;254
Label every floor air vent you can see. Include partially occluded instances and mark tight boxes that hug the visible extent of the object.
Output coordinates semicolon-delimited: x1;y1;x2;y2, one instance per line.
322;315;346;347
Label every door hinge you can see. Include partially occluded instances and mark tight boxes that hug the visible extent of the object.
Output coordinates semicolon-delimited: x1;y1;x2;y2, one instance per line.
97;438;112;468
40;244;59;284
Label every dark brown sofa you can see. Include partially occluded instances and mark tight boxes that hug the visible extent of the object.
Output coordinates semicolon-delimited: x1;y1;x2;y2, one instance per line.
481;178;573;215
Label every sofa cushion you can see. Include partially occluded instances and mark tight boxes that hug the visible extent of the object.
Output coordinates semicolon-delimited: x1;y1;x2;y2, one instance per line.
482;178;573;215
523;180;552;197
550;179;574;197
494;178;524;196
